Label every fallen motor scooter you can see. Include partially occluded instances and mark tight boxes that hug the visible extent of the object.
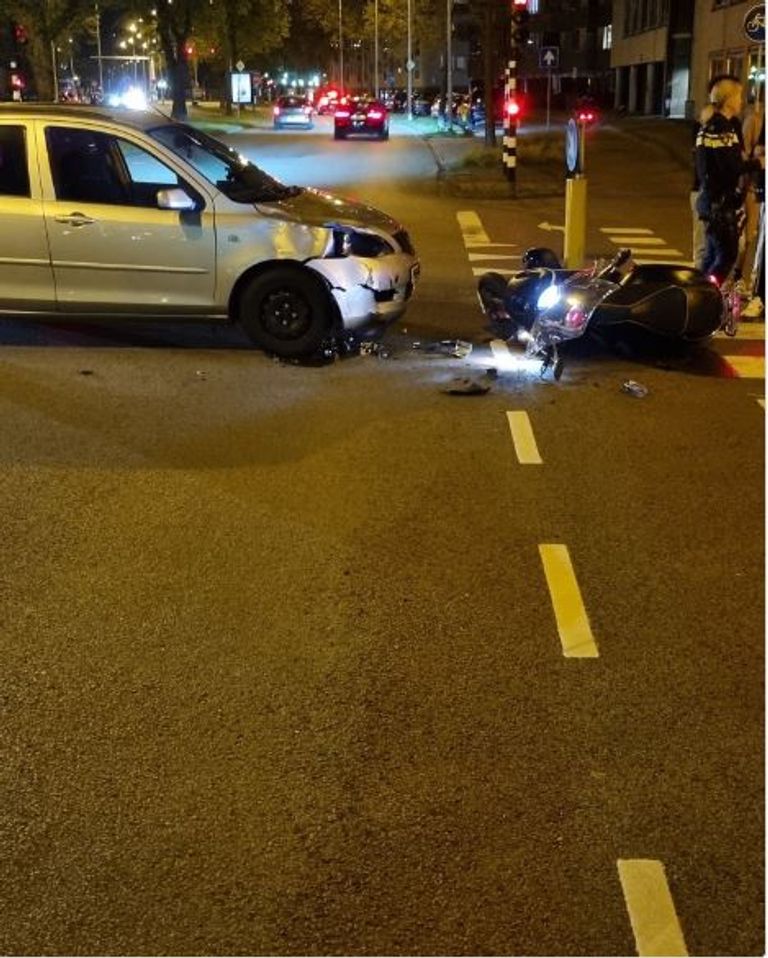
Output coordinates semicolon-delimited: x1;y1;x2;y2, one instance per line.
477;247;725;378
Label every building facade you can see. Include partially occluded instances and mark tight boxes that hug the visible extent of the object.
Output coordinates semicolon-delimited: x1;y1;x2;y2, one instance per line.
611;0;765;117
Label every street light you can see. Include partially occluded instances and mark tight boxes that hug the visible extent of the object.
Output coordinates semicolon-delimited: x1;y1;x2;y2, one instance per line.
407;0;413;120
338;0;344;94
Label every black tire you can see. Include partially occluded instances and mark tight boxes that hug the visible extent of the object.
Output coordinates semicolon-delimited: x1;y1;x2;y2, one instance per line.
334;129;346;140
239;267;334;358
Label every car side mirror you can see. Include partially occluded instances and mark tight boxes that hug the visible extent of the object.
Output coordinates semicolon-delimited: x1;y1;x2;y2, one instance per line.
157;187;197;211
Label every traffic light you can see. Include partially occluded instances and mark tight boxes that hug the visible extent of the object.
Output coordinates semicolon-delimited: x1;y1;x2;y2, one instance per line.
511;1;530;46
506;97;521;119
13;24;28;46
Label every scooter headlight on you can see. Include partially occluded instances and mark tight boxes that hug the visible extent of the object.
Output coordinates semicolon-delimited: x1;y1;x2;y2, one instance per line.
536;284;561;310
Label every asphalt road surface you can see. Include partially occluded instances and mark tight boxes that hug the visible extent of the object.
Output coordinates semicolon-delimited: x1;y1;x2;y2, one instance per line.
0;115;763;956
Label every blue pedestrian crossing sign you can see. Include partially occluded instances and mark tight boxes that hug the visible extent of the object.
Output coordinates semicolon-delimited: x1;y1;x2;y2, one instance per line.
540;46;559;70
744;4;765;43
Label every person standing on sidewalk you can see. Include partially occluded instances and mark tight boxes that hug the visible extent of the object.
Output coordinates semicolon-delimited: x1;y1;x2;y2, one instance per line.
696;76;764;285
741;109;765;318
691;104;714;270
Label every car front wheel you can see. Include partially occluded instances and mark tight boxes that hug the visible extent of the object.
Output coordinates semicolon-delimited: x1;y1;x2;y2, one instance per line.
239;267;334;357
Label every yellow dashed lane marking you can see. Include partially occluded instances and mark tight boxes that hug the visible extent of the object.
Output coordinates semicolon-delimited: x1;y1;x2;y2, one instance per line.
506;411;542;464
618;860;688;957
538;544;598;658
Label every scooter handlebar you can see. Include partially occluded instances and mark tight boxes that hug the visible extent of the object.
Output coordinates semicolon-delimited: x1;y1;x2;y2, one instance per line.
597;247;631;278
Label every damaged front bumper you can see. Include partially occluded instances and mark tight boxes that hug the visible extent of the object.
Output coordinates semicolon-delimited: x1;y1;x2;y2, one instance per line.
308;254;420;331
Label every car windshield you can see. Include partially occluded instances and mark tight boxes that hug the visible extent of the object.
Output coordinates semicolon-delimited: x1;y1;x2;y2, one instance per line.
148;123;301;204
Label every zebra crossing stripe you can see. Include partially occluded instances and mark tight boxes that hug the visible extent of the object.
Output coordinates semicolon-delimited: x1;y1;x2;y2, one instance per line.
608;236;668;245
456;211;491;247
600;227;654;234
723;356;765;378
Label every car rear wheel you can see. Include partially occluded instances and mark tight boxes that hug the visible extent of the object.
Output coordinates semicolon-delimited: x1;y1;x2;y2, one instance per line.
334;129;346;140
380;126;389;140
239;267;334;357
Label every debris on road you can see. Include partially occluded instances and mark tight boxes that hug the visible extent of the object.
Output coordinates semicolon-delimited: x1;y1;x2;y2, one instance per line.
78;369;95;376
195;370;208;380
621;379;649;398
359;341;391;359
413;339;473;359
442;368;498;395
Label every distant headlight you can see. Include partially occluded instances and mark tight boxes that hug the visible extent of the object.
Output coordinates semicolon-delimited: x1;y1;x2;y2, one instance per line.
333;228;394;258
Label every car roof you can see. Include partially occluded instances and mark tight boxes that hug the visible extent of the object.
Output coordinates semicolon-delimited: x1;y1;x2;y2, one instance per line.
0;103;177;131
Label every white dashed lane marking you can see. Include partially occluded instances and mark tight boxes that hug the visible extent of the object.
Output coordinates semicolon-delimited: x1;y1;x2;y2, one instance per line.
538;544;599;658
506;411;542;464
618;859;689;957
457;212;520;281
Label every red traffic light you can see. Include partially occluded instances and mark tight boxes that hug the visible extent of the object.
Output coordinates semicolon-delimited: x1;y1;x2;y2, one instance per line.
506;98;521;118
512;0;528;6
577;110;596;124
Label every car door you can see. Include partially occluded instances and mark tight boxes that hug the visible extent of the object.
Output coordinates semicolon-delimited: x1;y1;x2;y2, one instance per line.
0;120;56;311
39;122;217;314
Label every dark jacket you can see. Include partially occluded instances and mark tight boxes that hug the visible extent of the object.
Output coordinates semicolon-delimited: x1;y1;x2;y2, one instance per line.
695;111;758;219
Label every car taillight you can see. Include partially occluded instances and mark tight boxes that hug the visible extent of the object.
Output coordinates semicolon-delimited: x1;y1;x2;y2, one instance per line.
335;110;351;119
273;106;280;116
368;109;383;120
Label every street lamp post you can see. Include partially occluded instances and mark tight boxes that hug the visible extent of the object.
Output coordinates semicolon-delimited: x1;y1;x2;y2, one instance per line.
406;0;413;120
445;0;452;129
338;0;344;94
374;0;379;98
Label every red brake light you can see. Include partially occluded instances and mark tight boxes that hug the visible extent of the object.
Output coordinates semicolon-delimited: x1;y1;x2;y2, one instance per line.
368;109;383;120
335;109;350;119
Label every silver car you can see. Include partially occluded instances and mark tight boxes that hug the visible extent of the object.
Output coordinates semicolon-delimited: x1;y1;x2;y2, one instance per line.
0;104;419;357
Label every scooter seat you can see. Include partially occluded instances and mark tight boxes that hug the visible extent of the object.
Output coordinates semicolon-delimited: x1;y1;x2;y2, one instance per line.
620;264;707;287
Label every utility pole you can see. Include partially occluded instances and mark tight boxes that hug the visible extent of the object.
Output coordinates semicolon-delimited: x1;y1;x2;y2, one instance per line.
505;0;530;191
446;0;452;129
95;3;103;91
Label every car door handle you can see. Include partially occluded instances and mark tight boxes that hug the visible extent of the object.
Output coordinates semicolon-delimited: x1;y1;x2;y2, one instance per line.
54;212;95;227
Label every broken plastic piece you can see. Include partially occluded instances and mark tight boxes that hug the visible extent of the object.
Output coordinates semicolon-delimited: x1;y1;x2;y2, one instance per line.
621;379;648;398
414;339;473;359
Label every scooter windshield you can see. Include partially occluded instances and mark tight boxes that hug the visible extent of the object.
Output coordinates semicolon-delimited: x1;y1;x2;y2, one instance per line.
528;277;617;347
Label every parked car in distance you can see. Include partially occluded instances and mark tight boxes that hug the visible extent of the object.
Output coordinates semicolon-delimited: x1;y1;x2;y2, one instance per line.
334;97;389;140
273;95;313;129
0;104;419;357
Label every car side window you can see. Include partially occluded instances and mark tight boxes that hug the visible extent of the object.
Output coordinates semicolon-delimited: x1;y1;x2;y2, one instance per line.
0;125;31;197
46;126;197;209
47;126;129;205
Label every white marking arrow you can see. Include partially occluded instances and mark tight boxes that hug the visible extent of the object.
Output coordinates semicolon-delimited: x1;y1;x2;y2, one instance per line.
538;221;565;232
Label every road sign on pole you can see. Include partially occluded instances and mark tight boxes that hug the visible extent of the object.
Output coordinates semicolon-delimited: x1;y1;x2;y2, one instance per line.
744;4;765;43
539;46;559;70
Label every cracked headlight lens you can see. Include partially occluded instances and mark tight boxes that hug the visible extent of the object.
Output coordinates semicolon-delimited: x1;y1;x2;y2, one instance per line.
333;228;394;258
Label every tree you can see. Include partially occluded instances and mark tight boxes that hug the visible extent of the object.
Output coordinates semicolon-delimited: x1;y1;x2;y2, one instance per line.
0;0;89;99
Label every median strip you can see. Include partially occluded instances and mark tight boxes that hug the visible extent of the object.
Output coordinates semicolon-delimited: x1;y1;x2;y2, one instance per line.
538;544;598;657
617;859;688;957
506;411;542;464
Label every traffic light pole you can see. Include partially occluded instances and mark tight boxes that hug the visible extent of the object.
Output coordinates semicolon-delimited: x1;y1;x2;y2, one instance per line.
502;52;518;189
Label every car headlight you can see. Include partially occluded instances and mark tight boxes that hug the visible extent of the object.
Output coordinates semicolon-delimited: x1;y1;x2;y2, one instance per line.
536;284;561;310
332;228;394;258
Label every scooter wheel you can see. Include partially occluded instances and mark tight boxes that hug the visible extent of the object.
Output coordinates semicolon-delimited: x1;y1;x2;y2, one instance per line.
553;357;565;380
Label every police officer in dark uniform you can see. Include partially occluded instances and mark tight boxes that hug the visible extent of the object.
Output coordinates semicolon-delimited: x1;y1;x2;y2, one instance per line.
696;75;764;285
